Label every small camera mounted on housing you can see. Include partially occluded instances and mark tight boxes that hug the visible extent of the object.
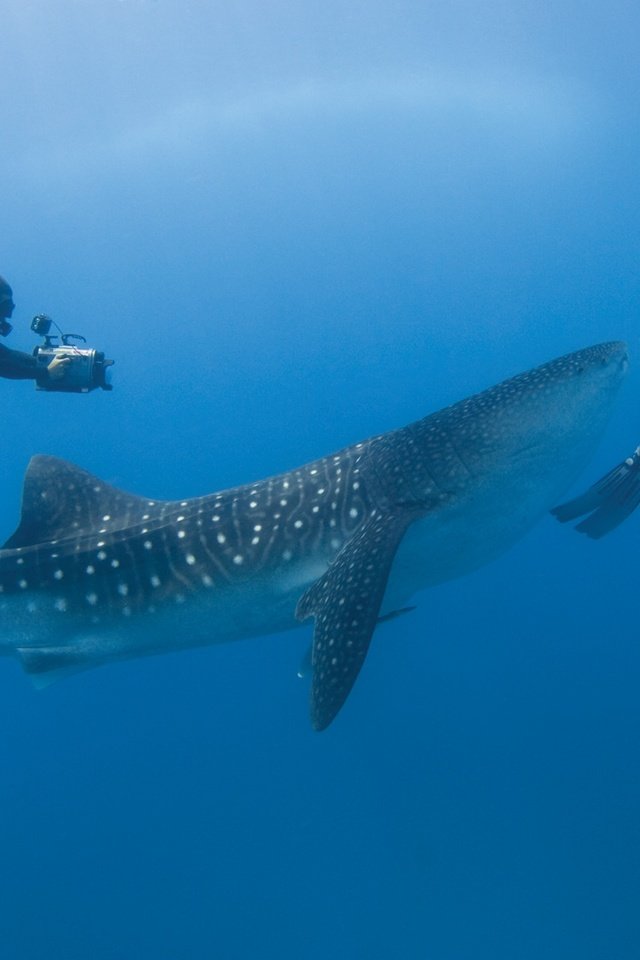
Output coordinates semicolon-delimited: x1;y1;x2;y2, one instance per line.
30;314;114;394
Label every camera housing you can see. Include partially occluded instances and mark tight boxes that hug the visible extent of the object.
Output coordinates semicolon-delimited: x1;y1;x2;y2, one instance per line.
30;314;114;393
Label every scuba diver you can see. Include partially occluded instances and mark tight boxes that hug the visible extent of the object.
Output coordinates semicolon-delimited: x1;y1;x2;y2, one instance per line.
0;276;70;383
552;446;640;538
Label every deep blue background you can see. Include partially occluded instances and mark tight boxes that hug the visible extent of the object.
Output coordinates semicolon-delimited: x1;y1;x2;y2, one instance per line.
2;3;639;957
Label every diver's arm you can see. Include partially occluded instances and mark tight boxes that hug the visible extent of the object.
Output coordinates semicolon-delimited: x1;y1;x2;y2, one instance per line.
0;342;39;380
0;343;71;382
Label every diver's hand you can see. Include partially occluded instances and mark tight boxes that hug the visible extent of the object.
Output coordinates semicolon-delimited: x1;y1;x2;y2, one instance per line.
47;354;71;380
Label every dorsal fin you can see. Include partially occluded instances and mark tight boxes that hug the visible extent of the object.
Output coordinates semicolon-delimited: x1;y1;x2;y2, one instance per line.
3;455;162;549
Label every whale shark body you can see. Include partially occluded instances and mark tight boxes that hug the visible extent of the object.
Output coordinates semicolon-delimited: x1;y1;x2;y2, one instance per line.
0;342;628;728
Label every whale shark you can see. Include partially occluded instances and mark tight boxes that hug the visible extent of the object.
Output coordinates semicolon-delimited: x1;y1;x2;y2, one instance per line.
0;341;628;729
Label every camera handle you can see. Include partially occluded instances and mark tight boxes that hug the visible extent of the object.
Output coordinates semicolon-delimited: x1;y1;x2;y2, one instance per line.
61;333;87;346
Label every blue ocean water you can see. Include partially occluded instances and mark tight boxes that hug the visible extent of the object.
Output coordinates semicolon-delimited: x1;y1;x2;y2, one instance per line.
2;3;640;957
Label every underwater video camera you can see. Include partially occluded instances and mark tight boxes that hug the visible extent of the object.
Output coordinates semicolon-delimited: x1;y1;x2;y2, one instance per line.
31;314;114;393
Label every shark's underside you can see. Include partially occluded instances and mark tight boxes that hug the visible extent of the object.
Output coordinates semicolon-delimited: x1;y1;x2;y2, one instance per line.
0;341;629;728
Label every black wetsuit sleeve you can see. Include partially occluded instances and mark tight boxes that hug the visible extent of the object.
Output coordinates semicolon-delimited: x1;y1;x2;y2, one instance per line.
0;342;40;380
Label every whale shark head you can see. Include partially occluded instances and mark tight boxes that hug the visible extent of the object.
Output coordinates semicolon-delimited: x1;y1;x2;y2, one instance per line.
433;341;629;499
492;339;627;439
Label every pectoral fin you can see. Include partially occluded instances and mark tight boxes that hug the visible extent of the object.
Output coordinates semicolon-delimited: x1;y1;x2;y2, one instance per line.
296;510;416;731
296;605;416;680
